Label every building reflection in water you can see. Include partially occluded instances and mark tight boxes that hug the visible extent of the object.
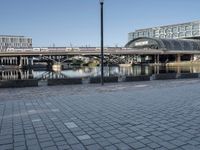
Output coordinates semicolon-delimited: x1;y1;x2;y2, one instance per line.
1;65;200;81
0;69;33;80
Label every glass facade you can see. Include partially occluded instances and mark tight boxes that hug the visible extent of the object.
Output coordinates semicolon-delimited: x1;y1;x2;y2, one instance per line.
128;21;200;42
126;37;200;51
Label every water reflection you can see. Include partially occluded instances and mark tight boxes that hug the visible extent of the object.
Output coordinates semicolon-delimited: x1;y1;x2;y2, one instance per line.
1;65;200;81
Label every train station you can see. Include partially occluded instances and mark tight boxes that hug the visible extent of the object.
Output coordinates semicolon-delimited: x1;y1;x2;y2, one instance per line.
126;21;200;63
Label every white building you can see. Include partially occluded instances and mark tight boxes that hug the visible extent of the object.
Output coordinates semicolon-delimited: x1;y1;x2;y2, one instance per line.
0;35;32;51
128;21;200;42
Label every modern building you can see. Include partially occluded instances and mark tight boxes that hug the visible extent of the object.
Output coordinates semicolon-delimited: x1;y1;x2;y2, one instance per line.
128;21;200;42
126;21;200;63
0;35;32;51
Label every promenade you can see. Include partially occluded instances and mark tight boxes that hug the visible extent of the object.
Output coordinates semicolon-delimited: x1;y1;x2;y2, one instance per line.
0;79;200;150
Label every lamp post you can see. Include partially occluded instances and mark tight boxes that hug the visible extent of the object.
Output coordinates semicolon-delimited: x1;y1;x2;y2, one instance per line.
100;0;104;85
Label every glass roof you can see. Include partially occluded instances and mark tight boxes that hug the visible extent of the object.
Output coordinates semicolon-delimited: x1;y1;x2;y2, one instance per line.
125;37;200;51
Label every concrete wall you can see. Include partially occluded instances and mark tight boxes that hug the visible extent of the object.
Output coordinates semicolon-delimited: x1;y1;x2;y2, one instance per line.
154;73;177;80
0;79;38;88
48;78;82;86
177;73;199;79
125;75;150;82
90;76;118;83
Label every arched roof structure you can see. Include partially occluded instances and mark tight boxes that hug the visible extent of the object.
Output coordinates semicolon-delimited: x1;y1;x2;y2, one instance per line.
125;37;200;51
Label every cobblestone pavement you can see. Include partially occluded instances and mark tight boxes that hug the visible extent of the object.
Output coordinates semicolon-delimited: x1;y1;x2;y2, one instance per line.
0;79;200;150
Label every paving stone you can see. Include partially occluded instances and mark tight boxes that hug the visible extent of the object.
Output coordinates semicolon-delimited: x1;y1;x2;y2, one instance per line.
107;137;121;144
14;145;27;150
31;119;41;122
40;141;55;148
181;144;199;150
86;144;102;150
66;137;80;145
129;141;146;149
0;144;13;150
64;122;78;129
115;143;132;150
71;144;86;150
77;134;91;140
147;142;161;149
104;145;118;150
81;139;97;146
43;146;58;150
27;145;41;150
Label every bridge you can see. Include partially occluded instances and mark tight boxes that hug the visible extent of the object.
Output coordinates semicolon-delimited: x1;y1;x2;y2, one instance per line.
0;48;199;69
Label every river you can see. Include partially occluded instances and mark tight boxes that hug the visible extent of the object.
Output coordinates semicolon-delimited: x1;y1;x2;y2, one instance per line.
1;65;200;81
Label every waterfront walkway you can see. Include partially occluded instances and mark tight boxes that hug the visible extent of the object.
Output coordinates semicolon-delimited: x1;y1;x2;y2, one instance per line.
0;79;200;150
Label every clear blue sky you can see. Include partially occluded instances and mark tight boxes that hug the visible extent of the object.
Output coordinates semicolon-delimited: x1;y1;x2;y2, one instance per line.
0;0;200;47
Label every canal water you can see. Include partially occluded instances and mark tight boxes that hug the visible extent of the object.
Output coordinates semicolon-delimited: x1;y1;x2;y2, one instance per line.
1;65;200;81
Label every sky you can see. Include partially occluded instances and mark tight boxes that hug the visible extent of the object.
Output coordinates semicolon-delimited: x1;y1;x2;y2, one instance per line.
0;0;200;47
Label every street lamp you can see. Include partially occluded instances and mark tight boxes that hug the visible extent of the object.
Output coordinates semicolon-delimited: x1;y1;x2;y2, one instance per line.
100;0;104;85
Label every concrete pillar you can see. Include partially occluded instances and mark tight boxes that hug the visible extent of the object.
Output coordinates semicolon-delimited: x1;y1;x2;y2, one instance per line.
157;54;160;64
15;58;17;65
5;58;7;65
190;54;194;61
28;57;34;67
9;58;12;65
176;54;181;62
17;56;21;66
19;57;23;68
154;55;157;64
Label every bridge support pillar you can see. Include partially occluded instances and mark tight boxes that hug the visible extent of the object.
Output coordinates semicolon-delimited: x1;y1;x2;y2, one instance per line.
176;54;181;62
0;57;2;65
190;54;194;61
19;57;23;68
154;54;160;64
27;57;33;68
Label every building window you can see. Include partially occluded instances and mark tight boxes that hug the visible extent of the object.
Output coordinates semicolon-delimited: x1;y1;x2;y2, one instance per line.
172;27;178;32
179;32;185;37
193;24;199;30
179;26;185;32
185;31;191;37
192;30;200;36
185;25;191;30
165;28;172;34
159;29;164;34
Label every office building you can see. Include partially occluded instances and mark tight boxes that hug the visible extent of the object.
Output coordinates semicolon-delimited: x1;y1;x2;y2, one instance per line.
0;35;32;51
128;21;200;42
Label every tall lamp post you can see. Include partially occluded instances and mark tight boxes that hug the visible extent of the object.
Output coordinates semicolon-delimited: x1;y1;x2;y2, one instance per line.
100;0;104;85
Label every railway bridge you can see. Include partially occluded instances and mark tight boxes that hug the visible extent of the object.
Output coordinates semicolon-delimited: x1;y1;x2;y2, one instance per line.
0;47;199;69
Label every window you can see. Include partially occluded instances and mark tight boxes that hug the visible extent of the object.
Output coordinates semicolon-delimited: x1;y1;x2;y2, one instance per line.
192;31;200;36
172;27;178;32
185;31;191;37
143;31;148;37
185;25;191;30
138;32;143;37
193;24;199;30
179;32;185;37
179;26;185;32
2;38;5;42
160;34;165;38
172;33;178;38
159;29;164;34
165;28;172;33
166;34;172;39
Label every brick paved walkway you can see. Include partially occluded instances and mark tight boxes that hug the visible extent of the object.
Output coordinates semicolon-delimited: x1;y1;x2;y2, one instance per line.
0;79;200;150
